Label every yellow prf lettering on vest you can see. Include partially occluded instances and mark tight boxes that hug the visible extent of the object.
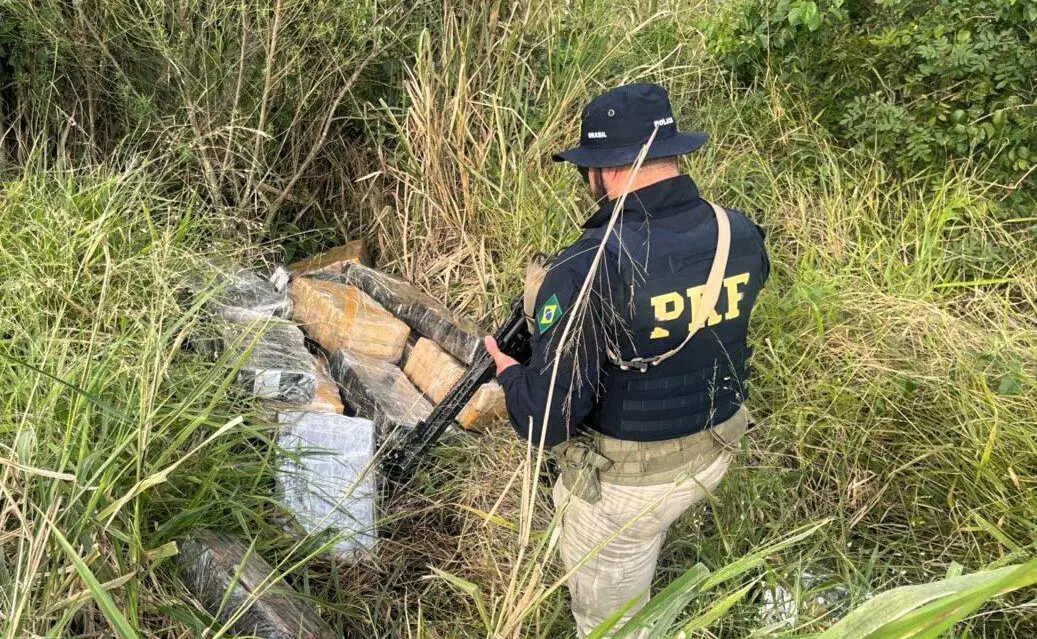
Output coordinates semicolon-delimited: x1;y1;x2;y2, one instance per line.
686;284;725;327
650;292;684;320
723;272;750;321
649;291;684;339
649;272;751;339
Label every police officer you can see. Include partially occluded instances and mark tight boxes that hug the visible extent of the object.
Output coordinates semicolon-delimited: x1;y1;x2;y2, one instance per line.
483;83;769;637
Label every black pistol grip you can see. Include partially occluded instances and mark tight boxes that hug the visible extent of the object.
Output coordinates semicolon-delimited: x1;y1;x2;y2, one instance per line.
382;297;528;484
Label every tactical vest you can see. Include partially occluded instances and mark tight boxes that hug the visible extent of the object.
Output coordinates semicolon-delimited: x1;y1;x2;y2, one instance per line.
577;204;766;442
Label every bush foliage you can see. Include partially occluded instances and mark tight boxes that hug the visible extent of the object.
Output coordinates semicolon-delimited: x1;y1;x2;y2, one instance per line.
708;0;1037;187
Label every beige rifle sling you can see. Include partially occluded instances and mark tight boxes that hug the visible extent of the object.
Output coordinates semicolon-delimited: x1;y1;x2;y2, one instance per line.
609;200;732;372
523;254;551;333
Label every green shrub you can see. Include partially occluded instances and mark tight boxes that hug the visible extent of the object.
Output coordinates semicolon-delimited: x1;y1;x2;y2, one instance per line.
707;0;1037;188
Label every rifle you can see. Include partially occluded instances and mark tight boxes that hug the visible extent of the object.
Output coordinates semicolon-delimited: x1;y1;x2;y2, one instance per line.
382;298;532;484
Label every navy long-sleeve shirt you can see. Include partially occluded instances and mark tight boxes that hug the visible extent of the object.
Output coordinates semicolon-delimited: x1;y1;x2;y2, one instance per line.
497;245;608;447
498;175;769;447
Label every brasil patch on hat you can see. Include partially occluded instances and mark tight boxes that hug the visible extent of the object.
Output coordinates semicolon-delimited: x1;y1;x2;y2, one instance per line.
551;82;708;168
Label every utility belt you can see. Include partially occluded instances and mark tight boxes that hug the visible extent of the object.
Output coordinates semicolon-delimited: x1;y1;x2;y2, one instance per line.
554;407;751;503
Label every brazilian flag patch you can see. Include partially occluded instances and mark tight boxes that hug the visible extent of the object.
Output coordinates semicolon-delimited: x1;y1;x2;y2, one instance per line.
537;293;563;334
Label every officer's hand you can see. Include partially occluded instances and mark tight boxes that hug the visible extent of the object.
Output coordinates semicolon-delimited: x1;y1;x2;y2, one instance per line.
484;336;518;376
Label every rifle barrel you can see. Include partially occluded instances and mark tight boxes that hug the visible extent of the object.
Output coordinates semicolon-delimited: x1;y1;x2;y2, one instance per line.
382;299;530;484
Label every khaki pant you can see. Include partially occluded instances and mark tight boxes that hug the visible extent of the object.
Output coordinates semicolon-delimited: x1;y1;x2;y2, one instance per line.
551;451;731;638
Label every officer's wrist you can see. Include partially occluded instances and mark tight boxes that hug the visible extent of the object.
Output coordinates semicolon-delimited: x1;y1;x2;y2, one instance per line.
497;363;522;383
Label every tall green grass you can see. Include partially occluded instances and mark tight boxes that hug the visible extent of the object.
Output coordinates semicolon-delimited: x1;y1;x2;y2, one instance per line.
353;1;1036;636
1;0;409;233
0;159;290;637
0;0;1033;637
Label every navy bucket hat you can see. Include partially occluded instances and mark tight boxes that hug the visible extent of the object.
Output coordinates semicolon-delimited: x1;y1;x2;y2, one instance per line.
553;83;707;168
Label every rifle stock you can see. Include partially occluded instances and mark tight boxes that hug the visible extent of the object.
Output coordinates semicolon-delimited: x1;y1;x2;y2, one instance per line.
382;298;531;483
